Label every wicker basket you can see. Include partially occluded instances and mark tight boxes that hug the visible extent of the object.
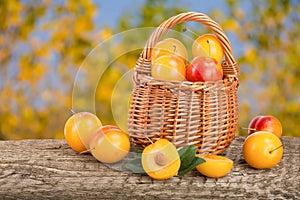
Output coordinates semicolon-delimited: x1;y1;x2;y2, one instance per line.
128;12;239;155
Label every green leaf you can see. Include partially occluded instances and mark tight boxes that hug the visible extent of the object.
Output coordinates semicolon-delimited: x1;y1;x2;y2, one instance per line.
177;145;206;176
178;145;193;157
125;162;145;174
125;152;146;174
178;156;205;176
178;145;197;169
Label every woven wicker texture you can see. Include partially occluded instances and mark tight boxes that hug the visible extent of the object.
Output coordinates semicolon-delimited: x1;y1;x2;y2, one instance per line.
128;12;239;154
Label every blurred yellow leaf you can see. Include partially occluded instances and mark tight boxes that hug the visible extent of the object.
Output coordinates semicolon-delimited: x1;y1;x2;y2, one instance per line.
8;115;18;128
222;18;240;32
7;1;23;26
74;16;93;35
18;61;46;82
99;27;113;40
23;107;34;121
54;131;64;139
244;47;257;65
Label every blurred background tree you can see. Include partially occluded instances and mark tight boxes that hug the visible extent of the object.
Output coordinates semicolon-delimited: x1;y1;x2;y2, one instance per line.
0;0;299;139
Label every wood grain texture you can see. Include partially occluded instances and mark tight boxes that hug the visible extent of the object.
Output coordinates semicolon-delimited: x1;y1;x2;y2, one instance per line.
0;136;299;199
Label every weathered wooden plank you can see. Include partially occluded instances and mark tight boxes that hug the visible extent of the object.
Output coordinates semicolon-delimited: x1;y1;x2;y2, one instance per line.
0;136;299;199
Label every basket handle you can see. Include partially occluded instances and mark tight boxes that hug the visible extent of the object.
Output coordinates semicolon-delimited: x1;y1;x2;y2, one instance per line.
141;12;239;78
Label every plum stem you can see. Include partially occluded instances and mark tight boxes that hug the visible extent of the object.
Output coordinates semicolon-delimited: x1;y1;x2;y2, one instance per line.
143;135;153;144
182;27;198;36
207;39;211;57
269;144;283;154
173;45;177;55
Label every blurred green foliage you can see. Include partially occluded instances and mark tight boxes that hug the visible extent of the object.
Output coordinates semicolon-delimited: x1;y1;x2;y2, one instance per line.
0;0;299;139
